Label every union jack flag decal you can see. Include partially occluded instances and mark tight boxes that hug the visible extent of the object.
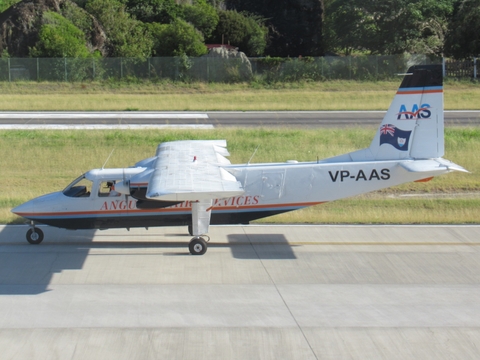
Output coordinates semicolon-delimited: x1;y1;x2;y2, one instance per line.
380;124;395;136
379;124;412;151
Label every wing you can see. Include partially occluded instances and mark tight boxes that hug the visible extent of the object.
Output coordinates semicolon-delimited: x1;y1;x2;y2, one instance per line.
146;140;244;201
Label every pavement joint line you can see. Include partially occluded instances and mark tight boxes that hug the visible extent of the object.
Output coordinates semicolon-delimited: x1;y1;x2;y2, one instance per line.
245;241;480;246
7;224;480;228
2;241;478;247
232;224;480;228
242;227;319;360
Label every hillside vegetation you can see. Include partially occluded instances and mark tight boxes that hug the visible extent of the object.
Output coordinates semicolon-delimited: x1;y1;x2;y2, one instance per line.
0;0;478;60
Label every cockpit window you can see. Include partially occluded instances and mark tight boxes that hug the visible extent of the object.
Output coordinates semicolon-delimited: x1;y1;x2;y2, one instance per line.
63;174;93;198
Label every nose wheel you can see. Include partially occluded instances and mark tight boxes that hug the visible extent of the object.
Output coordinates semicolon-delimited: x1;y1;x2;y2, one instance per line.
26;226;44;245
189;237;208;255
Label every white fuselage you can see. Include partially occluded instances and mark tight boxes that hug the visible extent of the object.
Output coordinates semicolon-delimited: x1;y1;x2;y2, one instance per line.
12;158;447;230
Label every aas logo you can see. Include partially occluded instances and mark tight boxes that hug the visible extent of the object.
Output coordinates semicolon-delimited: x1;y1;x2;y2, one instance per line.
397;104;431;120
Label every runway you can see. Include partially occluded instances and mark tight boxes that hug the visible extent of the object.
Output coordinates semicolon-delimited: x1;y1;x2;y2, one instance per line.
0;110;479;128
1;224;480;359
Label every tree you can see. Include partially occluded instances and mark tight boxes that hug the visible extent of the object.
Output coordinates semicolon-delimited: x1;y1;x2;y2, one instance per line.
325;0;454;55
324;0;373;55
29;12;90;57
61;1;95;36
148;18;207;56
209;10;267;56
86;0;153;58
59;0;109;56
445;0;480;58
125;0;180;24
225;0;324;57
180;0;219;39
205;0;224;7
0;0;19;13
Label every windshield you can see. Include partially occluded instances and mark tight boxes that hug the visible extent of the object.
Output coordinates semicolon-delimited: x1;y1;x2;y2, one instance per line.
62;174;93;198
63;174;86;192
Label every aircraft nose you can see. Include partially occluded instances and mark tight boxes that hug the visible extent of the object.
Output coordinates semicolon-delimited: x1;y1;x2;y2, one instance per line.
11;199;37;216
11;192;62;217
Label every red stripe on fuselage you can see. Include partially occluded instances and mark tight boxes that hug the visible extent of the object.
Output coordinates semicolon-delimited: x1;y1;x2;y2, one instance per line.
15;201;326;218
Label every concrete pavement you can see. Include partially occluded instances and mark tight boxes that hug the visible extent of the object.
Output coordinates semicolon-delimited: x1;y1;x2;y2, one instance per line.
1;224;480;359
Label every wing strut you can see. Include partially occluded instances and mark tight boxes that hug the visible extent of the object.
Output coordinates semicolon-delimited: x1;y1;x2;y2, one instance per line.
191;199;212;236
188;199;213;256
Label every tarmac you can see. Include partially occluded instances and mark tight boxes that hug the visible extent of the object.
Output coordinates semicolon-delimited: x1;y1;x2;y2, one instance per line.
1;224;480;359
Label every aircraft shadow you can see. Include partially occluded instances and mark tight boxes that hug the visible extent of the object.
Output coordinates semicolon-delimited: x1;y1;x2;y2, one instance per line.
227;233;297;260
0;225;96;295
0;226;296;295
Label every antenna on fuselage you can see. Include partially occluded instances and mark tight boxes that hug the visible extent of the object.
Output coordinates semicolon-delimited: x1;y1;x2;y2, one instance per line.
102;149;115;169
248;146;259;165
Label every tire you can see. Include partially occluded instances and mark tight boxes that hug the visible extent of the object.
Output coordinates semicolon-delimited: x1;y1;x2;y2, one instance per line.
188;237;207;255
26;228;44;245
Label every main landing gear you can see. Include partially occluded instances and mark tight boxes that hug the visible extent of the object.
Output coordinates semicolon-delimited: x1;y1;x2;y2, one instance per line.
188;236;209;255
26;222;44;245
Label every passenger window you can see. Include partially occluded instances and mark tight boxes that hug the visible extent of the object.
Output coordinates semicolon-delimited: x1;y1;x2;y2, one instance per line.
99;181;121;197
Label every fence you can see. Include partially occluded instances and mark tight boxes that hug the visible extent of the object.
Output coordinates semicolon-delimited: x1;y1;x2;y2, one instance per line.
444;58;477;78
0;54;472;83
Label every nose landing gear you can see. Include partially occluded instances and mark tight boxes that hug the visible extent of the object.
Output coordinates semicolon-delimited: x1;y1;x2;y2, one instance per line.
26;223;44;244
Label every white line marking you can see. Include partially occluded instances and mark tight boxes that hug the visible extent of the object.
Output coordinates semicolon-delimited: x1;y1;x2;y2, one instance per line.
0;125;214;130
215;224;480;228
0;112;209;119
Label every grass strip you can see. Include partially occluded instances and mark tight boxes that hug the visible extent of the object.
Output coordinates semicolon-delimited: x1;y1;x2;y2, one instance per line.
0;80;478;110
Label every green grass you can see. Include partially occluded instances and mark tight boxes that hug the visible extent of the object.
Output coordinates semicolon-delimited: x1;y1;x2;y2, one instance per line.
0;79;478;110
1;128;478;224
259;197;480;224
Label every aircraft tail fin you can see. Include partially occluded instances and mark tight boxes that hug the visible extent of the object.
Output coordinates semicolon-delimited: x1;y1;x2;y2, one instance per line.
368;64;444;160
326;65;444;163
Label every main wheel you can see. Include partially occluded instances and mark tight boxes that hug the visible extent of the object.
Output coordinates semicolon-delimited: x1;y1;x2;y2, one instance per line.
189;237;207;255
26;228;44;245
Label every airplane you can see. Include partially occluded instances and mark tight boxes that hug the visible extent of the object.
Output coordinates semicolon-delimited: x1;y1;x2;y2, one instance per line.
12;64;467;255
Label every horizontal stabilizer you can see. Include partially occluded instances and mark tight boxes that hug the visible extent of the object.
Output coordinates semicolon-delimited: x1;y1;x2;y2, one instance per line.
400;159;468;173
435;158;469;173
